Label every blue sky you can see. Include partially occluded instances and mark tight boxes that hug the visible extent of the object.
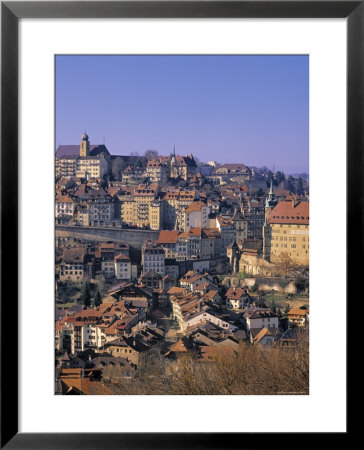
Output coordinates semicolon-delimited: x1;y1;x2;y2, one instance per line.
56;55;308;173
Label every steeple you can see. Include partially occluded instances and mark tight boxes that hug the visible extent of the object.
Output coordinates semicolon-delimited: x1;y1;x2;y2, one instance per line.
80;132;90;156
265;178;276;209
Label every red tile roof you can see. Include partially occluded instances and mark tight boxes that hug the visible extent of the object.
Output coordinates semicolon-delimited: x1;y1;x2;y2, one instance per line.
184;201;207;213
157;230;180;244
268;200;309;225
226;288;246;299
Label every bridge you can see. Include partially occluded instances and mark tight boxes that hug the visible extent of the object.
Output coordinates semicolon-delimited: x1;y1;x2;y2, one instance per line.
55;224;160;249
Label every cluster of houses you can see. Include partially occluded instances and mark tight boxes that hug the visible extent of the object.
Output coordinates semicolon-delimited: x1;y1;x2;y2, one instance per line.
56;265;309;394
55;134;309;394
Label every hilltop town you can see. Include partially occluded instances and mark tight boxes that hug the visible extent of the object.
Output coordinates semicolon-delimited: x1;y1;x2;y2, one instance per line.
55;133;309;395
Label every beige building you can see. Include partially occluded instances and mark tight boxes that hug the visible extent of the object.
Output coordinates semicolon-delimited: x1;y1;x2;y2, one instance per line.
263;199;309;266
80;132;90;156
76;156;108;179
146;160;167;183
183;201;210;231
163;188;197;230
56;155;78;178
56;133;109;179
169;153;197;181
121;183;161;229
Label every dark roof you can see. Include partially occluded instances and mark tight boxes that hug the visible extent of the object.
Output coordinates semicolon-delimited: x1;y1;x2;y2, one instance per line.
278;327;307;342
68;305;83;314
242;239;262;252
62;351;70;361
140;269;162;280
232;209;246;221
63;248;86;264
250;327;280;339
56;144;110;158
91;356;132;368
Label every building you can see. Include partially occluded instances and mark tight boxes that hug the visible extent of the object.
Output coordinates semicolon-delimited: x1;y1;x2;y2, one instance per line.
231;208;248;242
121;183;160;229
55;194;76;221
114;254;132;281
184;310;237;333
59;248;86;282
76;156;108;179
201;228;222;259
179;227;202;260
156;230;180;259
73;187;114;226
146;159;167;183
183;201;210;231
225;287;250;310
263;199;309;265
245;309;279;332
216;216;235;249
163;188;197;230
121;165;147;184
56;155;78;178
287;308;309;327
242;197;265;239
214;163;251;178
142;242;165;276
169;151;197;180
55;133;110;179
251;328;275;346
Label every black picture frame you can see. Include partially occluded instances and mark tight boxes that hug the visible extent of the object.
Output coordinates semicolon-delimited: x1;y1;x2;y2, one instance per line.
0;1;355;448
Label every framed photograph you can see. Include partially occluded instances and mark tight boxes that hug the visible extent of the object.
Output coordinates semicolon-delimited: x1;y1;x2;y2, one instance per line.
1;1;354;447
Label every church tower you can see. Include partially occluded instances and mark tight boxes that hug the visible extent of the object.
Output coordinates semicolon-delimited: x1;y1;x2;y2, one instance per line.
169;145;177;178
263;179;276;261
265;179;277;220
80;132;90;157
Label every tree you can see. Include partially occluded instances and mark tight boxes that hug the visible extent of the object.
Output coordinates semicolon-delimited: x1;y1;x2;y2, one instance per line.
271;300;277;314
287;175;295;192
112;157;126;181
297;177;304;195
275;171;285;186
80;282;91;309
144;149;158;161
266;170;274;187
275;252;299;278
238;270;247;281
93;289;102;307
283;303;290;318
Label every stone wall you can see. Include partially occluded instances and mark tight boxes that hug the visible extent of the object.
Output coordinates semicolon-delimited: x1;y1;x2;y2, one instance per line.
244;277;297;293
239;254;275;277
55;225;160;249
